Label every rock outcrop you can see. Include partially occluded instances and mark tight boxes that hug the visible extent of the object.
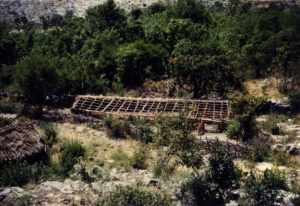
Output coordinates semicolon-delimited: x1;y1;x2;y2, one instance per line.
0;121;45;163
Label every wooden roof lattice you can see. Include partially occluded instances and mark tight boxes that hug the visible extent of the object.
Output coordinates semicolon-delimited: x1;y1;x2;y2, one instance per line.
71;96;235;123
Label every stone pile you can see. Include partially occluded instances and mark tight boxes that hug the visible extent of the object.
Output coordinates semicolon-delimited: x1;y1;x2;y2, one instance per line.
0;121;45;163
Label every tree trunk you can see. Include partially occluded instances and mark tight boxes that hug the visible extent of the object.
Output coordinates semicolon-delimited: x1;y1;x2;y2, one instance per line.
35;104;43;119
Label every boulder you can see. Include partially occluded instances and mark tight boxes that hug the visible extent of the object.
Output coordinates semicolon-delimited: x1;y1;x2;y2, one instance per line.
91;166;104;176
0;187;30;203
148;179;158;186
286;144;299;155
226;200;239;206
0;188;11;202
271;143;284;153
283;192;299;206
32;179;97;205
230;189;242;200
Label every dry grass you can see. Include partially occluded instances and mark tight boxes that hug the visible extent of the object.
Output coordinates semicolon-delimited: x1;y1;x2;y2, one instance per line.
53;122;142;169
244;77;284;99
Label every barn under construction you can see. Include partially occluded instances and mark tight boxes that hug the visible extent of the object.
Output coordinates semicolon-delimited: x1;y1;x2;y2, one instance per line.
71;95;235;123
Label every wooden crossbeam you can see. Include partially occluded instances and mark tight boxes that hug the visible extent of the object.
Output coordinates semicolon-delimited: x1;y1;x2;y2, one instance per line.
71;95;235;123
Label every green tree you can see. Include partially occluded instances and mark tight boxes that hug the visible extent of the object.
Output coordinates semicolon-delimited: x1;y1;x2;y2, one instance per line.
168;0;211;24
14;54;59;117
86;0;126;33
116;40;166;87
239;169;287;206
178;142;240;205
50;14;64;28
169;39;235;98
230;95;265;140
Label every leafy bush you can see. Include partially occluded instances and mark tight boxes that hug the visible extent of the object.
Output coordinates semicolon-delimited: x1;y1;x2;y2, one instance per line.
178;173;221;205
132;145;149;169
133;118;153;143
248;143;270;162
260;117;283;135
230;96;265;140
0;117;13;127
153;156;176;179
225;120;241;140
110;149;132;171
59;142;85;175
273;151;290;166
0;161;31;186
0;103;14;114
239;169;288;206
42;123;57;146
207;141;240;192
104;116;130;138
97;185;171;206
178;142;240;205
0;161;60;187
153;116;174;146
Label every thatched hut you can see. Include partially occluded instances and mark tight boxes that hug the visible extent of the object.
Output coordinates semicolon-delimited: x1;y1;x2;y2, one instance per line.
0;121;45;163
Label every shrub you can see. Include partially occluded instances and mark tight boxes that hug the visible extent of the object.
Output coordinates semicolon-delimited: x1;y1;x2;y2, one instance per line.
0;161;60;187
0;103;14;114
153;116;174;146
178;173;221;205
133;118;153;143
0;161;31;186
97;185;171;206
273;151;290;166
104;116;130;138
110;149;132;172
260;117;283;135
153;156;176;179
239;169;288;206
225;120;241;140
230;95;265;140
0;117;13;127
207;141;240;192
3;195;32;206
178;142;240;205
59;142;85;175
42;123;57;146
31;161;61;182
132;145;149;169
249;143;270;162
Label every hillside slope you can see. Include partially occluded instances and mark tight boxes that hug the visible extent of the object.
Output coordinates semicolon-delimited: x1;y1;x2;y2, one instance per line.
1;0;298;22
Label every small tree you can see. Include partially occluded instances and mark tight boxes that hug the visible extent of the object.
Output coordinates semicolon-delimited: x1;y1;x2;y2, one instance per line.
230;95;265;141
59;142;85;176
14;54;58;118
207;141;240;197
239;169;288;206
178;142;240;205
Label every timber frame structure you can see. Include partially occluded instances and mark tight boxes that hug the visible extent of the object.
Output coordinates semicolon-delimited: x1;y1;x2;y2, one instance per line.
71;95;235;123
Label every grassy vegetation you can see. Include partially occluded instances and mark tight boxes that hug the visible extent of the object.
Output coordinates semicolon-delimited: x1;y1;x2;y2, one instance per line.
131;144;149;169
104;116;130;138
0;116;13;127
59;141;86;176
96;185;171;206
109;148;133;172
42;123;57;146
259;115;285;135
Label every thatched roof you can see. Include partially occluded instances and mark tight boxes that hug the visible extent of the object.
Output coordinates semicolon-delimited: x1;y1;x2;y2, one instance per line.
0;121;45;163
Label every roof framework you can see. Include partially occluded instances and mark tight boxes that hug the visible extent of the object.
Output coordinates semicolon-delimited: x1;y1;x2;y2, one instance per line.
71;95;235;123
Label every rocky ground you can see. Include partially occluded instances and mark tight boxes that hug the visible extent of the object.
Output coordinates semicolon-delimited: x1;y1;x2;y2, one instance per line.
0;0;163;23
0;104;300;205
1;0;297;23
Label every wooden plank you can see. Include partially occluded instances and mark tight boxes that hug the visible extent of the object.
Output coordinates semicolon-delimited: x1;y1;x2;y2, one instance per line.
101;98;115;112
71;95;234;122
